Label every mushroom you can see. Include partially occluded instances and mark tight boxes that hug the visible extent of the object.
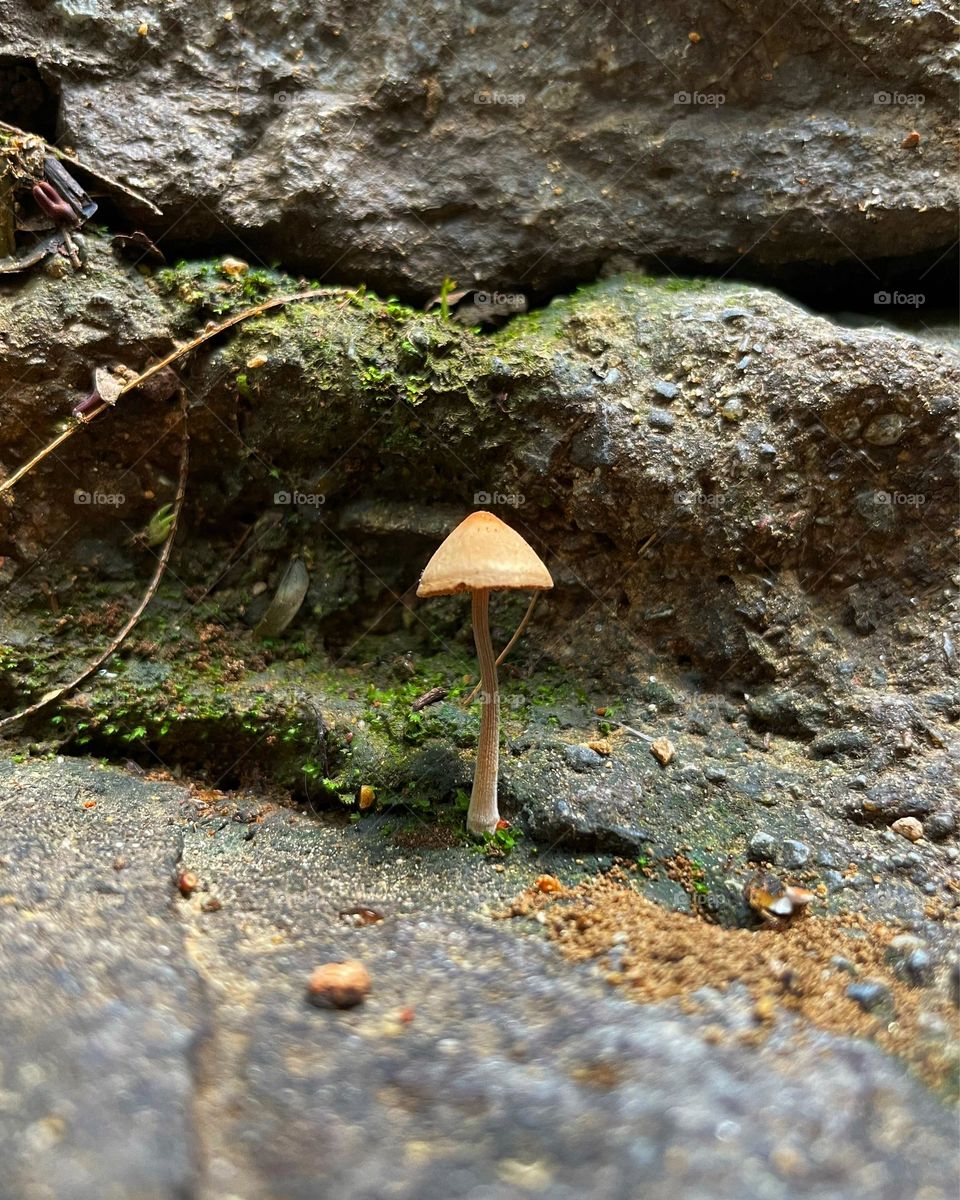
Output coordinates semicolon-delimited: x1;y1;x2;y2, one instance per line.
417;511;552;835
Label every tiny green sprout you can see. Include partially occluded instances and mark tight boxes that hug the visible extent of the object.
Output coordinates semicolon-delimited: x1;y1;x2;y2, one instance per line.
144;503;175;547
476;825;523;856
438;276;457;322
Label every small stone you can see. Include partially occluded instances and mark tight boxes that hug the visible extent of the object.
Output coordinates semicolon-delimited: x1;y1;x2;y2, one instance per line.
891;816;923;843
757;442;777;460
564;744;604;772
176;870;199;898
652;379;679;401
535;874;563;893
846;980;893;1014
815;849;839;868
307;960;371;1009
359;785;376;810
704;765;727;783
780;839;810;869
647;407;675;431
863;412;905;446
720;397;744;422
923;810;957;842
586;738;612;755
747;832;778;864
650;737;675;766
201;897;222;913
830;955;857;976
903;948;932;986
219;255;249;277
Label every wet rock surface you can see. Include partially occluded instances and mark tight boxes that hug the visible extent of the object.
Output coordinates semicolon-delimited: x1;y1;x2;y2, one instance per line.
0;758;956;1200
1;3;956;293
0;247;956;937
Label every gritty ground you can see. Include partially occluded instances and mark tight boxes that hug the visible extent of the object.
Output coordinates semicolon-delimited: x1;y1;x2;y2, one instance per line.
0;757;956;1200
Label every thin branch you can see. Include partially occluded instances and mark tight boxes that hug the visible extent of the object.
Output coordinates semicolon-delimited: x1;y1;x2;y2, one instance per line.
0;391;190;733
0;286;353;498
463;592;540;705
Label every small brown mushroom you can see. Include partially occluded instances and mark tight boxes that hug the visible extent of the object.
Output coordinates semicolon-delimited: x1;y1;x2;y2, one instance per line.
417;512;552;835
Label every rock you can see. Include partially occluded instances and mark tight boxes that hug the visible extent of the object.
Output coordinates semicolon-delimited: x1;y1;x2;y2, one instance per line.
4;5;954;293
811;730;873;760
650;738;676;766
864;413;907;447
306;960;371;1009
0;759;957;1200
0;759;204;1197
780;839;811;869
747;832;778;864
923;810;957;842
720;398;745;422
647;407;676;431
651;380;679;402
846;980;894;1015
892;817;924;843
564;745;605;772
862;785;937;822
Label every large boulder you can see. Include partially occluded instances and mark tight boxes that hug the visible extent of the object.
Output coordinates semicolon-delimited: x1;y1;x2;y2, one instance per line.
1;1;955;292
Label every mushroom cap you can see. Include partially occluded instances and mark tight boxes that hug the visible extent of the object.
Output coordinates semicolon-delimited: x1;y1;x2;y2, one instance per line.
417;511;553;597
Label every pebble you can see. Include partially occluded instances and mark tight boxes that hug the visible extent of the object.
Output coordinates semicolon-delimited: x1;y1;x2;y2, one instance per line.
815;849;839;868
650;737;676;766
891;816;923;843
704;766;727;783
780;840;810;869
757;442;777;460
747;832;777;864
846;980;893;1014
647;407;675;431
564;745;604;772
721;398;744;422
863;412;905;446
652;379;679;401
830;955;857;976
306;960;371;1009
923;810;957;841
219;255;249;277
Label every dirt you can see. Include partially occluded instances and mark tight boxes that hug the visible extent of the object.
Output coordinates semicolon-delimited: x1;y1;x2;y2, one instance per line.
499;868;959;1092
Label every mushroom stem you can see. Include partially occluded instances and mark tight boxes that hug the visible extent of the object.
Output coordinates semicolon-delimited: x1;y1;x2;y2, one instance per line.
468;586;500;836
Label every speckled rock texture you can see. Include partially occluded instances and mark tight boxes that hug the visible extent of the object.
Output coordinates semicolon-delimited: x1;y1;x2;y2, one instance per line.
0;759;956;1200
0;1;956;292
